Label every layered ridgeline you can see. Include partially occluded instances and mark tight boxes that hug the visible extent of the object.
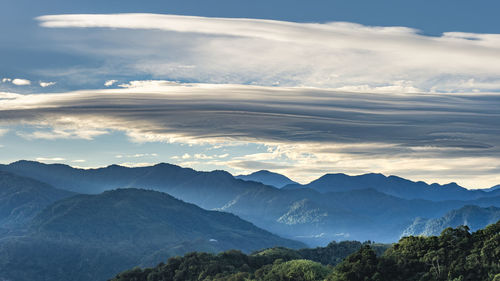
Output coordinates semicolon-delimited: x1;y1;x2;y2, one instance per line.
283;172;500;201
485;184;500;192
402;205;500;236
0;171;73;230
1;161;500;244
0;189;303;281
111;221;500;281
235;170;298;188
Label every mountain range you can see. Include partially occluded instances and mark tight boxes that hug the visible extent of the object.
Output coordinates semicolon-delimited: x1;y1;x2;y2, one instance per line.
1;160;499;280
283;172;500;201
0;188;303;281
1;160;499;245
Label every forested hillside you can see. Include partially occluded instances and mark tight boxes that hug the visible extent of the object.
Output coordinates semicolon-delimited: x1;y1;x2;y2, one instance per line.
111;221;500;281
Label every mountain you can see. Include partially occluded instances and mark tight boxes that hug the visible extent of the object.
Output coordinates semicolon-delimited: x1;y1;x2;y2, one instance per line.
402;205;500;236
0;188;304;281
0;171;74;229
235;170;298;188
0;161;275;210
484;184;500;192
2;161;500;245
30;188;303;250
287;172;500;201
219;186;500;244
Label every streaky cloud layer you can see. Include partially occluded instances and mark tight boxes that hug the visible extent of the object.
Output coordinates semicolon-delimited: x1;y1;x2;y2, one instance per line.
1;82;500;187
36;13;500;92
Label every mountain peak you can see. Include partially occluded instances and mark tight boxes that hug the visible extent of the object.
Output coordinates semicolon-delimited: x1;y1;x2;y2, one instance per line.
235;170;297;188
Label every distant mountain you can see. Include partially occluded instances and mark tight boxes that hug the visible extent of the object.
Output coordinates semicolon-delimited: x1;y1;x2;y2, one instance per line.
402;205;500;237
484;184;500;192
2;161;500;245
286;172;500;201
219;186;500;244
0;171;74;229
0;188;304;281
0;160;275;210
235;170;298;188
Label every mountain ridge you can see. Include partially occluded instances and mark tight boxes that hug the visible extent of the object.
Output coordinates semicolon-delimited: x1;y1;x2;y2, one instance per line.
1;160;500;245
285;172;499;201
235;170;298;188
0;188;304;281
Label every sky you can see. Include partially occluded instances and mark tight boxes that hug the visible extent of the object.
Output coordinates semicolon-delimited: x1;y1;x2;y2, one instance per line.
1;0;500;188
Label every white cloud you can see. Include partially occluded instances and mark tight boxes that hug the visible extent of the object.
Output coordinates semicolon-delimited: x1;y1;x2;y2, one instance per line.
72;159;86;163
11;79;31;86
118;80;179;89
36;157;66;162
0;129;7;137
194;153;212;159
119;162;156;167
40;81;56;87
115;153;158;158
1;78;12;83
181;153;191;159
36;13;500;92
104;80;118;87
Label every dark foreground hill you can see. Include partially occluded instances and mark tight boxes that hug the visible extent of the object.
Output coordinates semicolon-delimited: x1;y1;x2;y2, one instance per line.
0;188;303;281
402;205;500;236
111;221;500;281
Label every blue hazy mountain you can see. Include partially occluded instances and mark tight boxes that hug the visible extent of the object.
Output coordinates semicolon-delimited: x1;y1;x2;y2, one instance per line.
401;205;500;237
0;171;73;229
0;161;275;209
484;184;500;192
0;188;304;281
219;186;500;244
284;172;500;201
1;161;499;245
235;170;298;188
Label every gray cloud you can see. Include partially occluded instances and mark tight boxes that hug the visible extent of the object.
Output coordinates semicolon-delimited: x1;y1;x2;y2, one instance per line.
1;84;499;155
1;83;500;187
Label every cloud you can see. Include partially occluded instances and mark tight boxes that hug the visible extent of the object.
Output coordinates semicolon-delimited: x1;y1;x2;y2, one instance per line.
0;129;7;137
194;153;212;160
229;160;291;171
118;162;156;167
36;157;66;162
2;78;12;83
72;159;86;163
40;81;56;87
104;80;118;87
17;127;108;140
115;153;158;158
11;79;31;86
1;82;499;187
36;13;500;92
